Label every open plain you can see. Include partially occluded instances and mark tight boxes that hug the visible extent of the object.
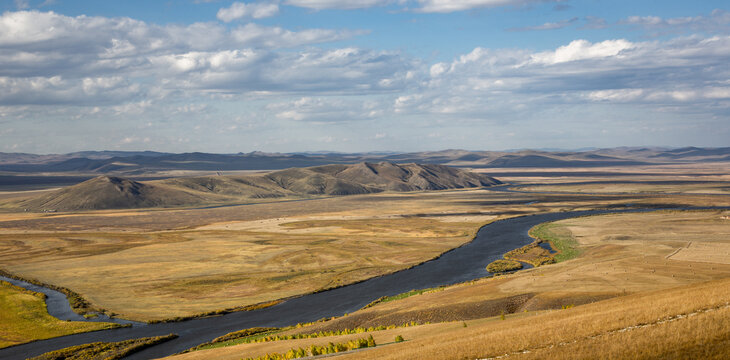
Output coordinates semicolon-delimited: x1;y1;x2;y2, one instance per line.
0;155;729;359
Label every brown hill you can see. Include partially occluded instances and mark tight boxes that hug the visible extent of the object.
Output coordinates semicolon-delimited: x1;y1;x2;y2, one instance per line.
19;163;501;211
20;176;205;211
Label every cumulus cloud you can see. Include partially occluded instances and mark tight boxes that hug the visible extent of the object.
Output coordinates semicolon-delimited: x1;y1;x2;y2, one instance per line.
528;39;635;64
0;10;387;105
217;1;280;22
404;35;730;119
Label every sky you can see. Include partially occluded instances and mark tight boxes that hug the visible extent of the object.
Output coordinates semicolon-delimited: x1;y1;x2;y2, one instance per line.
1;0;729;154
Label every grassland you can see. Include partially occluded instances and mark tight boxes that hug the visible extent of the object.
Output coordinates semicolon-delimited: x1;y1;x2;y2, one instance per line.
0;281;118;349
165;278;730;360
529;222;580;262
520;181;730;195
0;189;554;321
1;166;729;354
162;209;730;359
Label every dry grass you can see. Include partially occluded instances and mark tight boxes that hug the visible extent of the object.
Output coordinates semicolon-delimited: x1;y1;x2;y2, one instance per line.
163;278;730;360
1;189;552;321
0;186;643;321
0;175;727;323
0;217;484;321
0;281;117;349
327;278;730;359
521;181;730;195
260;209;730;337
670;242;730;264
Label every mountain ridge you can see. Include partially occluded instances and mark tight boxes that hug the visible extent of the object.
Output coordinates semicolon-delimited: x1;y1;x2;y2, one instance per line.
17;162;501;211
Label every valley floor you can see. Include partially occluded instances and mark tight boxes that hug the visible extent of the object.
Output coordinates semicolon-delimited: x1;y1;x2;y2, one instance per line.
0;163;729;357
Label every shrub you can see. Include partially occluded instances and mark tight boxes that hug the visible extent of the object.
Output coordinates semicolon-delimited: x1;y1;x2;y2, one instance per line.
486;259;523;273
395;335;405;343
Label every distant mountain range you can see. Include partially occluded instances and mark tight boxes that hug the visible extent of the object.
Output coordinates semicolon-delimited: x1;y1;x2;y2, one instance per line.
16;162;501;211
2;147;729;176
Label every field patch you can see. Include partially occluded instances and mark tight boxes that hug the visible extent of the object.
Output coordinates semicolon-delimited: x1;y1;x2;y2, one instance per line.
0;281;118;348
669;242;730;264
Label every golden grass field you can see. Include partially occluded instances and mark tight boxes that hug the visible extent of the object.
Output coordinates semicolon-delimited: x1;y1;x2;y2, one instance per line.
0;281;117;348
3;180;696;321
163;278;730;360
1;165;730;354
0;189;556;321
163;208;730;359
521;182;730;195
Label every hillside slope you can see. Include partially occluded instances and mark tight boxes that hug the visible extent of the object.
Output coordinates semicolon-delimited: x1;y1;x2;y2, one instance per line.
19;176;206;211
18;162;500;211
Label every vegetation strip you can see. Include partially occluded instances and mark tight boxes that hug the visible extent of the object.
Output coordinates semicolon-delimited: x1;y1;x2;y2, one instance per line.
243;335;376;360
181;327;280;353
28;334;178;360
528;222;580;262
191;322;423;352
0;269;99;316
0;281;119;349
362;287;446;309
486;259;523;273
503;241;555;267
479;302;730;360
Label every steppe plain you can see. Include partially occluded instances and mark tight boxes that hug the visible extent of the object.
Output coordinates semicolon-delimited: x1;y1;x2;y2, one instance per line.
0;149;729;359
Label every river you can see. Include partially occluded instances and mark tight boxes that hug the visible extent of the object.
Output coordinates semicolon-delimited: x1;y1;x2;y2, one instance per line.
0;207;707;359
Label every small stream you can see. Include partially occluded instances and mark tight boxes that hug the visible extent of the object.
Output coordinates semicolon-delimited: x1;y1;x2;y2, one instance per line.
0;276;143;327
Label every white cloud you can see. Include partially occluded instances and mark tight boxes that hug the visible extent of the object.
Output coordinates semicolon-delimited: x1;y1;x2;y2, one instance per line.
0;75;141;105
217;2;280;22
0;11;383;105
529;39;635;65
231;23;365;48
586;89;644;102
415;0;559;13
619;9;730;36
398;35;730;120
508;17;578;32
268;96;385;122
284;0;392;10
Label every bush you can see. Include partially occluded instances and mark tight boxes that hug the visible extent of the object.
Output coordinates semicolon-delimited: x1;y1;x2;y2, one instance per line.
486;259;523;273
243;337;377;360
395;335;405;343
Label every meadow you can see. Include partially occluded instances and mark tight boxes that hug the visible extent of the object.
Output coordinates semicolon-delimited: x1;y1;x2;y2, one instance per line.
0;189;549;321
2;164;730;356
0;281;117;348
159;208;730;359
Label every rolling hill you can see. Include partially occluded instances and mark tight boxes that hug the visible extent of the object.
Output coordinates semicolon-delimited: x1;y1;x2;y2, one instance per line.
17;162;501;211
19;176;206;211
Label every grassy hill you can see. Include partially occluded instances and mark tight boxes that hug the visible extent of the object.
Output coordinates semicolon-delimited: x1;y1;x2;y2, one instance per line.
18;176;207;211
16;162;501;211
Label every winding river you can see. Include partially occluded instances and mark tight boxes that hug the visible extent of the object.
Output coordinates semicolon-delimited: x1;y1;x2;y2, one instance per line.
0;206;717;359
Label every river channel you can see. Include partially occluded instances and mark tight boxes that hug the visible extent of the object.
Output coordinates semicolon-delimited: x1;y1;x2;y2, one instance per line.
0;208;686;359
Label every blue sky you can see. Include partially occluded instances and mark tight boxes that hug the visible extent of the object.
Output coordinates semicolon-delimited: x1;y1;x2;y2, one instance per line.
1;0;729;153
